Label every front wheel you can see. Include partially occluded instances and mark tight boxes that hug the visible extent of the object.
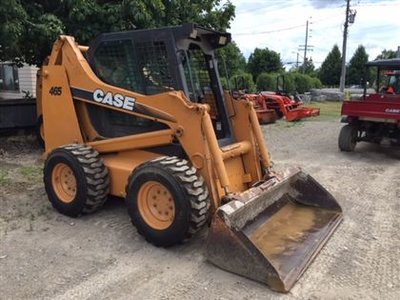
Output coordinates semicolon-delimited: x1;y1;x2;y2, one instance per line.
338;124;358;152
43;144;110;217
126;156;210;247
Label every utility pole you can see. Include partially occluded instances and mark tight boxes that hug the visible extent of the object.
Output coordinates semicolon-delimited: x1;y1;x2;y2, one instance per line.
298;19;313;74
304;20;309;69
339;0;350;92
340;0;356;92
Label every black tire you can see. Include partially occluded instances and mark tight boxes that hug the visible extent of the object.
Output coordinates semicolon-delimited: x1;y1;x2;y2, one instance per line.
338;124;358;152
43;144;110;217
126;156;210;247
36;115;45;148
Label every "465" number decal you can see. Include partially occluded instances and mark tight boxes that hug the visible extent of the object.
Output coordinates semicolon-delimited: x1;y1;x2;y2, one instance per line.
49;86;62;96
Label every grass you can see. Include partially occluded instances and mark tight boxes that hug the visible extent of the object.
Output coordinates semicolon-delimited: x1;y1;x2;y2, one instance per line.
304;101;342;122
0;169;10;186
19;165;43;185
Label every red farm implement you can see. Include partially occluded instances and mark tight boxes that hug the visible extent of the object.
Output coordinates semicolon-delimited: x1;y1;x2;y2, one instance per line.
255;75;319;122
243;93;277;124
260;91;320;122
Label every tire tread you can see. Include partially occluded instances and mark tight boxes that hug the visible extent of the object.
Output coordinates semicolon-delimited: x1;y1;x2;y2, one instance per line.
126;156;210;244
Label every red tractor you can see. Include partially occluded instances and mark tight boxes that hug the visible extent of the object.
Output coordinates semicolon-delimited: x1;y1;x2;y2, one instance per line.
242;93;277;124
260;90;320;122
258;75;320;122
234;75;319;123
339;58;400;151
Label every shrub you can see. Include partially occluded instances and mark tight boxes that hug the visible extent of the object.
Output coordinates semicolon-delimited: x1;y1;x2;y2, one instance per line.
256;73;276;91
231;72;256;92
256;72;321;94
292;73;313;93
310;76;323;89
281;72;296;94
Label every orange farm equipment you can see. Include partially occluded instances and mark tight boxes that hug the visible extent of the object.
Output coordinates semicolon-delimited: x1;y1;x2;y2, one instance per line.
260;91;320;122
242;93;277;124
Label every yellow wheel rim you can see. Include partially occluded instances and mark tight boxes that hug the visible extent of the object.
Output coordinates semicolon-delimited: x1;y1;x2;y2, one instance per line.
52;163;77;203
137;181;175;230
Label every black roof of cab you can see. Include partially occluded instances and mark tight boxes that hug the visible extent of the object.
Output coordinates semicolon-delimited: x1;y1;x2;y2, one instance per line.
365;58;400;68
87;23;231;53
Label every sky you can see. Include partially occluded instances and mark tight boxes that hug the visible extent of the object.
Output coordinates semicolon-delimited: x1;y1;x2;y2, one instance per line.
229;0;400;68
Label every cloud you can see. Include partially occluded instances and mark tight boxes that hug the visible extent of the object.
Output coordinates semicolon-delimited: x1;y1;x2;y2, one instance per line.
230;0;400;67
308;0;342;9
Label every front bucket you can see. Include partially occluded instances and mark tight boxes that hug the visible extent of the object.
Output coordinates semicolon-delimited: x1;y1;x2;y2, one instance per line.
205;168;342;293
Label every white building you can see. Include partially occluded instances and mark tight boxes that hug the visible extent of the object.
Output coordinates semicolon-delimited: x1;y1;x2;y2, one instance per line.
0;63;38;100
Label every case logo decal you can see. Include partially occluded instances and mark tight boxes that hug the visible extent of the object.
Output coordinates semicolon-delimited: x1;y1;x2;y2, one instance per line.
93;88;136;111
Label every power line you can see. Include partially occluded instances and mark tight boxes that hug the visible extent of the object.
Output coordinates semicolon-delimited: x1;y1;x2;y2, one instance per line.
232;14;343;36
235;0;346;14
233;23;306;36
235;0;303;14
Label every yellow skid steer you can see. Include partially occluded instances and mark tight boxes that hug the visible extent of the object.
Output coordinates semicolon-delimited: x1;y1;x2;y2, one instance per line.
37;24;342;292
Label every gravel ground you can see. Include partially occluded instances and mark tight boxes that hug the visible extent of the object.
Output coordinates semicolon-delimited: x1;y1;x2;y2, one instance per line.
0;120;399;300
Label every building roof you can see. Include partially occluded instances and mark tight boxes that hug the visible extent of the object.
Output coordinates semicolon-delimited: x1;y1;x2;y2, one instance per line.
366;58;400;68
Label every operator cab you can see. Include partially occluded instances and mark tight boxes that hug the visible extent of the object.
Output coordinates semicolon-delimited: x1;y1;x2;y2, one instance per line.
364;58;400;98
86;23;231;141
384;72;400;94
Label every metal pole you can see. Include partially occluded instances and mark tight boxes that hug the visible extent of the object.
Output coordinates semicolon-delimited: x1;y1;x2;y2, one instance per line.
303;20;308;74
339;0;350;92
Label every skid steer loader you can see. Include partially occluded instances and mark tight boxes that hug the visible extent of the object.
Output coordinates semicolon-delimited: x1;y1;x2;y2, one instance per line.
37;23;342;293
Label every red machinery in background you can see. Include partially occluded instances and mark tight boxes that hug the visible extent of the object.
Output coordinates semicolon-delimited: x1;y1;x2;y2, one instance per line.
260;90;320;122
243;93;277;124
234;75;320;124
339;58;400;151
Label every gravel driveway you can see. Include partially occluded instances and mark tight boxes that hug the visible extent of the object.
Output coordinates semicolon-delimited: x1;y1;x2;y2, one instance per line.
0;120;399;299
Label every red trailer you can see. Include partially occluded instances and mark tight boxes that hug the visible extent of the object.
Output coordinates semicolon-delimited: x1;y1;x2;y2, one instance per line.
339;59;400;151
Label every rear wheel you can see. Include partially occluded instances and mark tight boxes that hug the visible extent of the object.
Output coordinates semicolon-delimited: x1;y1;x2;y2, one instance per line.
338;124;358;152
36;115;45;148
126;156;210;247
43;144;110;217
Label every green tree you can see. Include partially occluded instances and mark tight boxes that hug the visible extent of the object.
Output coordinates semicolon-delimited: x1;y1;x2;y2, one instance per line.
375;49;397;60
0;0;235;66
347;45;369;85
297;58;316;76
247;47;283;80
160;0;235;31
318;45;342;86
216;41;246;78
0;1;28;65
